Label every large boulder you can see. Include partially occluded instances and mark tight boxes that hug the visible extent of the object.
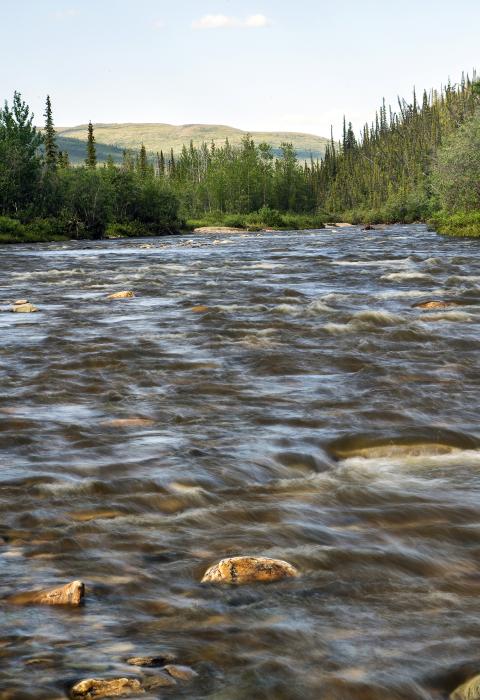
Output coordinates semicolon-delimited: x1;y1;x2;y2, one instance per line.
450;675;480;700
7;580;85;606
201;556;299;584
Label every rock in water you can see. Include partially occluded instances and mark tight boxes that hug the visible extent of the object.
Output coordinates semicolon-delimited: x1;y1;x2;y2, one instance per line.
11;303;38;313
7;580;85;606
14;299;29;305
126;654;176;667
201;556;299;584
163;664;199;681
190;305;209;313
70;678;142;699
450;675;480;700
106;291;135;300
413;300;458;310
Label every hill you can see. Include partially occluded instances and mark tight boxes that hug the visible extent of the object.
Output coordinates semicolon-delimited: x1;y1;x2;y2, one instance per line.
55;123;329;163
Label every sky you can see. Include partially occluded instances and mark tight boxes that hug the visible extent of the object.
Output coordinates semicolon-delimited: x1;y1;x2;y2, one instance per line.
1;0;479;139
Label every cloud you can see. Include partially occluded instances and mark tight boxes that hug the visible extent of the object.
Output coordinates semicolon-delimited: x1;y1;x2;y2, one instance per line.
152;19;165;29
192;14;270;30
52;8;79;20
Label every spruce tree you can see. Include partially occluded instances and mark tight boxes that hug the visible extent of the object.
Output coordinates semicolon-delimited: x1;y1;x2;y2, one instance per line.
85;121;97;169
138;143;148;177
43;95;58;171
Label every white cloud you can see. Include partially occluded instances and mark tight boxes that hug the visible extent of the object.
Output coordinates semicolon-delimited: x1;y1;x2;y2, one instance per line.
52;8;79;20
152;19;165;29
192;14;270;30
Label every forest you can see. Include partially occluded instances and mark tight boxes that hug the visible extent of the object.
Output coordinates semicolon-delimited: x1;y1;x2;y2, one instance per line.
0;72;479;243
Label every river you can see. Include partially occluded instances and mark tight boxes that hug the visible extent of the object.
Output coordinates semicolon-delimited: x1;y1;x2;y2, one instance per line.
1;224;480;699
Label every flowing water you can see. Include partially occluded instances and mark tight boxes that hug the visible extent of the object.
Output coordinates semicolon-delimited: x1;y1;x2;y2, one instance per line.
1;224;480;700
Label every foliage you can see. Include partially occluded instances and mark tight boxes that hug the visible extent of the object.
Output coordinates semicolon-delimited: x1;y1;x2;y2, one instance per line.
428;211;480;237
432;109;480;211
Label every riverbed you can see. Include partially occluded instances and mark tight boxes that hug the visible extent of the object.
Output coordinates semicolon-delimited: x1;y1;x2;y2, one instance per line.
1;224;480;699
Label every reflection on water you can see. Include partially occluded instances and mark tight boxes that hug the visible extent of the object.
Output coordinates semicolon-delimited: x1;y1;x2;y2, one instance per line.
1;225;480;699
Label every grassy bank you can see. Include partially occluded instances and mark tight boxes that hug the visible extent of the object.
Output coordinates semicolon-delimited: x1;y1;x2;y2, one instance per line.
186;208;326;232
0;216;180;245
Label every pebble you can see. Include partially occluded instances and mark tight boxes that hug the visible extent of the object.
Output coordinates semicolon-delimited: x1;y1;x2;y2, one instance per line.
163;664;199;681
126;654;176;667
70;677;142;699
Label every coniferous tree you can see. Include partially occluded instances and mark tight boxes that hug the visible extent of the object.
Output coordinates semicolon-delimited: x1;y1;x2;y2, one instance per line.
85;121;97;169
138;143;148;177
43;95;58;171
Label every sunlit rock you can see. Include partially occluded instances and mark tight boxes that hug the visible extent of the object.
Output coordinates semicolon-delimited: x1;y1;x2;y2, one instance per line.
11;303;38;313
450;674;480;700
70;677;142;699
14;299;29;305
106;291;135;300
201;556;299;584
7;580;84;606
413;300;459;309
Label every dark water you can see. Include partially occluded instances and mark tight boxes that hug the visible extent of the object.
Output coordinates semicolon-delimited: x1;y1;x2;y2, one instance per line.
1;225;480;700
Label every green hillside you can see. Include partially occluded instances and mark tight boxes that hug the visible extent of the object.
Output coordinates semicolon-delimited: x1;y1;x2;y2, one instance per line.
56;123;329;162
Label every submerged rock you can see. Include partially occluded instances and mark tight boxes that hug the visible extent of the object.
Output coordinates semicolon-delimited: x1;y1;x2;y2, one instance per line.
7;580;84;606
450;675;480;700
201;556;299;584
163;664;199;681
106;291;135;300
190;305;209;313
413;300;459;310
70;677;142;699
11;303;38;313
101;418;154;428
126;654;176;667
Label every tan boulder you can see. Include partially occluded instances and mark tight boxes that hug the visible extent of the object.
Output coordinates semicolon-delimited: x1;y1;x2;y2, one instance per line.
413;300;458;310
14;299;29;305
70;678;142;699
191;305;209;313
450;675;480;700
7;580;84;606
201;556;299;584
106;291;135;300
11;303;38;313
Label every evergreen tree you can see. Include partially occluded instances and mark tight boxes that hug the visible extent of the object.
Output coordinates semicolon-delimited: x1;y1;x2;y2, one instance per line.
43;95;58;171
138;143;148;177
85;121;97;169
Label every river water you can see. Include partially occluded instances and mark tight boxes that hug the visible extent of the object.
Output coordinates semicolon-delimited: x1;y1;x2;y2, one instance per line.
1;224;480;699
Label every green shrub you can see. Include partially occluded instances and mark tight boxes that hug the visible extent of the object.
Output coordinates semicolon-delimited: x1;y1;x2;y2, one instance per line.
428;210;480;237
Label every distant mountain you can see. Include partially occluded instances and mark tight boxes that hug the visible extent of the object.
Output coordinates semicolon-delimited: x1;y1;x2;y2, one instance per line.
55;123;329;163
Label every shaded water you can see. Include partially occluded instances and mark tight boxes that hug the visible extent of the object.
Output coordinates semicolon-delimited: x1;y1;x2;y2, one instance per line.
1;225;480;699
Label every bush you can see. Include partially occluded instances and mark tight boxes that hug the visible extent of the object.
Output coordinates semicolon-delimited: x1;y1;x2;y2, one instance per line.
428;211;480;237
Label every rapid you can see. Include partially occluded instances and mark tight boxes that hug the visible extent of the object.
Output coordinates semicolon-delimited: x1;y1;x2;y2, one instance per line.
1;224;480;699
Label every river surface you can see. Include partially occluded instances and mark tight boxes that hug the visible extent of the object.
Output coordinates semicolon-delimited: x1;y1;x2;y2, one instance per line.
1;225;480;700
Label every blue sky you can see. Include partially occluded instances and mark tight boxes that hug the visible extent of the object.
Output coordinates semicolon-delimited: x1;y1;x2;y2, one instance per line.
1;0;478;138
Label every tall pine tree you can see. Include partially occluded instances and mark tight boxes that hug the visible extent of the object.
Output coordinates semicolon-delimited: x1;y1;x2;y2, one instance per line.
43;95;58;171
85;121;97;169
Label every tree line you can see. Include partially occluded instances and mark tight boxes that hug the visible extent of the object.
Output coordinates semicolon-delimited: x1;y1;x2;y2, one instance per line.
0;72;479;243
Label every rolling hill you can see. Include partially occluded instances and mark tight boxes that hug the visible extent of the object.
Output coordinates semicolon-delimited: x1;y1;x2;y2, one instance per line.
55;123;329;163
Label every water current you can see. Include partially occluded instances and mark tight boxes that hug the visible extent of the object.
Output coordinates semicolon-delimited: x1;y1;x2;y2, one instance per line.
1;224;480;699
